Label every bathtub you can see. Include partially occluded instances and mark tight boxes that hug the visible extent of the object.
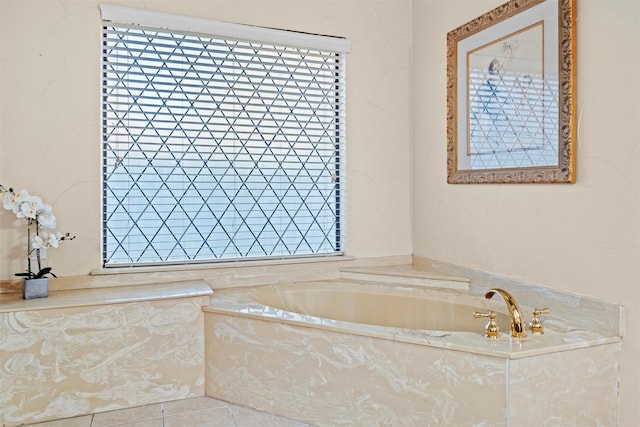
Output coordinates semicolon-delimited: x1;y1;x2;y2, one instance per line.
250;281;510;333
203;278;620;426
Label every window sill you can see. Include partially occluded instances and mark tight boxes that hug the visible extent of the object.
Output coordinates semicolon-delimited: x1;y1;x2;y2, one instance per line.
91;254;354;276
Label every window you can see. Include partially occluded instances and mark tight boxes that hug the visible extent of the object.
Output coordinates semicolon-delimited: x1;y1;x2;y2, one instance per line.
101;5;350;267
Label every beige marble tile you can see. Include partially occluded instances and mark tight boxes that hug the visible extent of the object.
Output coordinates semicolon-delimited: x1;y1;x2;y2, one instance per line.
105;419;163;427
508;343;620;426
163;407;236;427
34;255;409;292
206;313;507;426
204;267;621;426
0;281;212;313
206;279;620;360
3;260;624;427
412;257;623;338
163;396;229;415
1;297;206;426
229;404;311;427
91;404;162;427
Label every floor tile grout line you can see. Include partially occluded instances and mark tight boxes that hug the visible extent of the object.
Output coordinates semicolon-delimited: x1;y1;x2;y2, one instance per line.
229;405;239;427
21;397;312;427
158;403;240;427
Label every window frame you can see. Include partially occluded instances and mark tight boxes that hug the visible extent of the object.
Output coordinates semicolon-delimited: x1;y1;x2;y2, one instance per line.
100;5;350;268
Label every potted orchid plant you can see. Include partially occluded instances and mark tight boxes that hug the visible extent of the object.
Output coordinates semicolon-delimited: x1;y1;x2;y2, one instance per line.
1;184;74;299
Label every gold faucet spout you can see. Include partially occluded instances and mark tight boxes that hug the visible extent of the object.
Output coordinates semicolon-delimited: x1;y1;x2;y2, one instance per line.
485;288;526;338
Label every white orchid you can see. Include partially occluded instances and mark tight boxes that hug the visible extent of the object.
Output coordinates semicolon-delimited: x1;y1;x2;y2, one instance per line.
37;210;57;229
2;189;20;212
11;189;31;212
0;184;75;279
33;231;64;249
19;196;44;219
47;232;64;248
31;234;46;249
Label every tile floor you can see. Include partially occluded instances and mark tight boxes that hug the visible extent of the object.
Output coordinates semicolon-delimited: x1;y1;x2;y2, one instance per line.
23;396;314;427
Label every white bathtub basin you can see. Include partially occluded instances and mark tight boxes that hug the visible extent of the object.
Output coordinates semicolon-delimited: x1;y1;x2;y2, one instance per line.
251;281;509;332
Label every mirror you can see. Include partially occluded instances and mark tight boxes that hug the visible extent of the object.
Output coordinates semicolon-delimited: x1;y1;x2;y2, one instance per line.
447;0;576;183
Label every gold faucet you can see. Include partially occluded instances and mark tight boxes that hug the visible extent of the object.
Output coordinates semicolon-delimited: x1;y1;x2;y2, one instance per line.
529;307;550;334
485;288;526;338
473;310;501;338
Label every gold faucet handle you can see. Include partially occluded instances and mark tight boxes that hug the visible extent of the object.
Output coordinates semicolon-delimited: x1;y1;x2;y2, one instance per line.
473;310;500;338
529;307;550;334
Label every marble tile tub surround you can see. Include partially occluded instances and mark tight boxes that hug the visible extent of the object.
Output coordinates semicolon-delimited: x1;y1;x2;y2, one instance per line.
409;256;623;339
0;282;213;427
507;343;620;426
205;312;620;426
205;261;622;424
205;311;505;426
0;257;623;426
207;260;622;359
0;280;213;313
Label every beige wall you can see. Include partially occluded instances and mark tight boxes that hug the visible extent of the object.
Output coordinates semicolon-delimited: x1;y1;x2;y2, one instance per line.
0;0;413;279
412;0;639;425
1;0;638;424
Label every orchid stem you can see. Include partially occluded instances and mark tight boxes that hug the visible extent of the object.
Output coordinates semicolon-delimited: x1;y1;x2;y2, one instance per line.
27;218;32;277
35;219;41;274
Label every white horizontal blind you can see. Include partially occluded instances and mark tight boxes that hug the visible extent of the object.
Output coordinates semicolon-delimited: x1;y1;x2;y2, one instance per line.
101;13;347;266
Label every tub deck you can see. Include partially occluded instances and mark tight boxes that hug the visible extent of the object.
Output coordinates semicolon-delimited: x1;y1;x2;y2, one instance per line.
204;273;621;426
205;278;619;359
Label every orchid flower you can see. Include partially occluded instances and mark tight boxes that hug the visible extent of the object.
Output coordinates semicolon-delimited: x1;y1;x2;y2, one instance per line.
38;210;57;229
19;195;44;219
0;184;75;279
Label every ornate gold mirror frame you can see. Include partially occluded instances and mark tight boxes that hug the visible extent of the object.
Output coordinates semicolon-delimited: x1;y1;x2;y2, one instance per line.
447;0;576;183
